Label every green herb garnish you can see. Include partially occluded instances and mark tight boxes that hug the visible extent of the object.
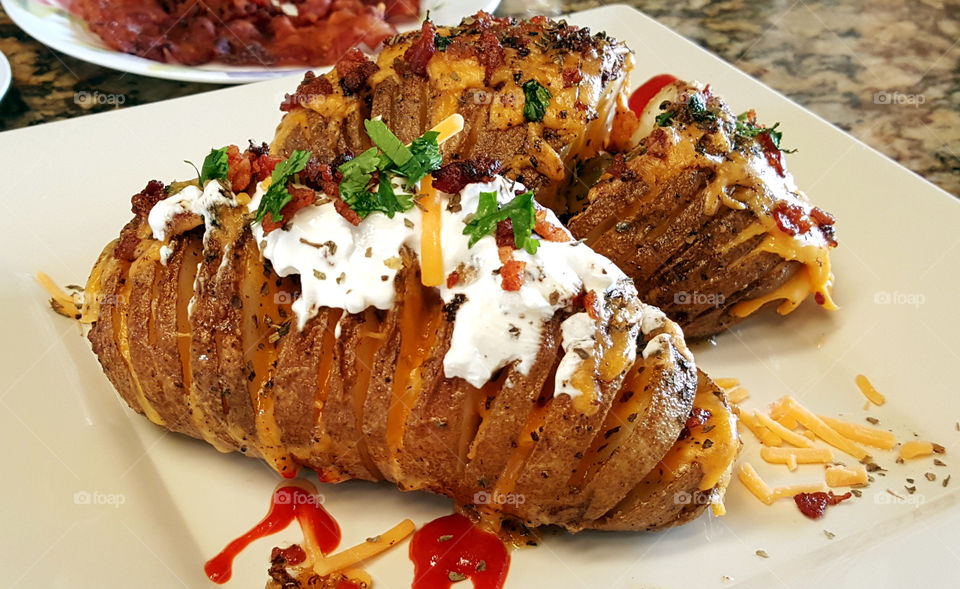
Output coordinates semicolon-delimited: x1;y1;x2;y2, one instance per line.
463;190;540;254
254;149;311;224
655;110;676;127
338;120;442;219
434;34;453;51
522;79;552;122
199;146;230;185
735;113;796;153
687;93;716;123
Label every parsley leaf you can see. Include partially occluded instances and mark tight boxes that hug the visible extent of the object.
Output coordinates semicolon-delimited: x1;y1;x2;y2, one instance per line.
397;131;442;184
463;190;540;254
199;146;230;185
254;149;311;224
655;110;676;127
735;113;797;153
687;94;716;123
364;119;412;168
434;34;453;51
522;79;552;122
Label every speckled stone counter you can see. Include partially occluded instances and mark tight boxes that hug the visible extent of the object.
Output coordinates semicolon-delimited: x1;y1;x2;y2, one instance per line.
1;0;958;195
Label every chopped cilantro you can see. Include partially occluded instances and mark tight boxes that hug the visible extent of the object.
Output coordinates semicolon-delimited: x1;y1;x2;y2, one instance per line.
338;121;443;219
254;149;311;224
522;79;552;122
736;112;797;153
199;146;230;185
655;110;676;127
434;34;453;51
463;191;540;254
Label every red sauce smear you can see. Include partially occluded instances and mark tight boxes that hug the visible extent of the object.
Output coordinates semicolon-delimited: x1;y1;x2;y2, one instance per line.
628;74;678;115
409;513;510;589
794;491;852;519
205;483;341;584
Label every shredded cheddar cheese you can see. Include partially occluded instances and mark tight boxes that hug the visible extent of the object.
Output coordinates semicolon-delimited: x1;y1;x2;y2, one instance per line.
37;272;82;319
738;462;774;505
777;396;869;460
825;464;868;487
755;412;813;448
818;415;897;450
419;176;444;287
715;377;740;389
727;387;750;404
855;374;886;406
311;519;416;576
760;446;833;471
738;410;782;446
770;482;829;500
899;441;935;460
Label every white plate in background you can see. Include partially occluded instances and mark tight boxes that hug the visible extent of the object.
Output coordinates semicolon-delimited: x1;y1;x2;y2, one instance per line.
0;5;958;588
1;0;500;83
0;49;11;100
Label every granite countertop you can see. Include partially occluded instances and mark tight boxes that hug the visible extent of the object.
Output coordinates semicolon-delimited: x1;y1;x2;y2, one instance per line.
1;0;957;195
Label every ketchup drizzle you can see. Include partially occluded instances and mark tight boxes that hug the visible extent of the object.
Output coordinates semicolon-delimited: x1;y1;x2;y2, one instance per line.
627;74;678;116
409;513;510;589
204;482;341;584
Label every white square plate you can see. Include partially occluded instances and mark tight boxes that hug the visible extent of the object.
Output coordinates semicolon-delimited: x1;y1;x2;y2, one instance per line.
1;5;958;588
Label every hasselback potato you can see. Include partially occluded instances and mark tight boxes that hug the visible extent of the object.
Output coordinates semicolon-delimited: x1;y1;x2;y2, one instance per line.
569;79;838;338
83;134;740;531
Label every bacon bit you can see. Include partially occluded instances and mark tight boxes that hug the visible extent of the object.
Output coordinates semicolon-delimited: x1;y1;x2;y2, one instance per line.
497;245;514;265
227;145;253;194
574;100;589;112
253;152;282;183
478;31;504;85
582;290;600;320
403;20;437;77
446;271;460;289
495;219;517;249
814;292;826;305
333;198;362;226
678;407;712;440
500;259;526;291
645;128;671;159
757;131;785;177
431;157;502;194
261;185;316;234
131;179;167;217
605;154;626;179
561;67;583;87
810;207;836;226
270;544;306;566
771;201;813;237
533;209;570;242
336;48;379;95
794;491;851;519
280;71;334;111
115;226;140;262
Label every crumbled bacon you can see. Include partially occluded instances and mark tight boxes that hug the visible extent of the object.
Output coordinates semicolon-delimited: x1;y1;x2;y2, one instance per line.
431;157;502;194
270;544;306;567
500;259;526;291
495;219;517;249
227;145;253;194
261;185;316;234
115;226;140;262
403;20;436;77
334;198;362;226
814;292;826;305
478;31;504;85
561;67;583;87
794;491;851;519
533;209;570;242
678;407;712;440
771;201;813;237
605;154;626;179
280;71;334;111
645;128;671;159
446;271;460;289
810;206;836;226
131;179;167;217
757;131;785;176
582;290;600;320
336;48;380;96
